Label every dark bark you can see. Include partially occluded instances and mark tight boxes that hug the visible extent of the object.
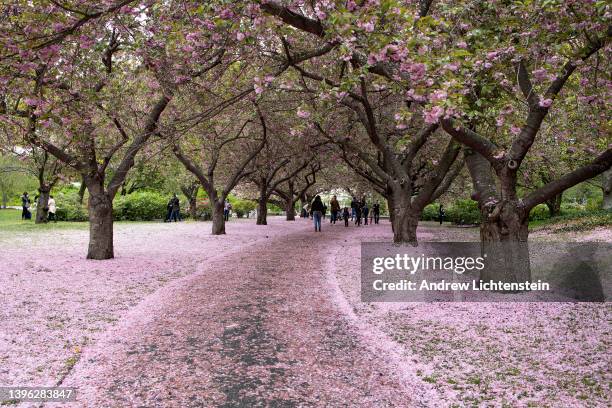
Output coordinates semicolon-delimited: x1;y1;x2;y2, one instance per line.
211;200;225;235
35;186;50;224
78;179;86;204
389;188;419;245
602;168;612;210
480;204;531;285
464;151;531;283
285;198;296;221
285;180;296;221
545;193;562;217
87;193;114;260
257;197;268;225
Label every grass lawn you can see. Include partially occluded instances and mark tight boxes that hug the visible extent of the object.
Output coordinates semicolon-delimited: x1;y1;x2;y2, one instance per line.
529;209;612;232
0;208;89;232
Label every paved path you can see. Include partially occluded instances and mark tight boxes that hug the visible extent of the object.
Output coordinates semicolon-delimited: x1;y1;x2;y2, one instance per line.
58;222;410;407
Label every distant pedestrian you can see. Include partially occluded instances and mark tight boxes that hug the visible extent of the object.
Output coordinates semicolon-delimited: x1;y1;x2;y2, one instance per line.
21;192;31;220
342;207;349;227
438;204;445;225
322;203;327;220
166;194;180;222
224;200;232;221
311;195;324;232
354;200;362;226
373;201;380;224
363;202;369;225
330;195;340;224
350;197;357;221
48;195;57;222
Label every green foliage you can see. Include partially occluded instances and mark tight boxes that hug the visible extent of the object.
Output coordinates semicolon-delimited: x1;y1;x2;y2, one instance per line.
231;199;256;218
422;200;480;225
267;202;283;214
529;210;612;232
445;200;480;225
54;187;88;222
113;191;167;221
528;204;549;221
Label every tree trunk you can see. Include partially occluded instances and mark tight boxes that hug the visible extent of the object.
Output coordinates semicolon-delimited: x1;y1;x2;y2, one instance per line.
479;201;531;285
603;168;612;210
257;183;268;225
545;192;562;217
211;200;226;235
78;180;86;204
389;190;418;244
189;196;197;219
285;198;295;221
87;193;114;260
35;186;50;224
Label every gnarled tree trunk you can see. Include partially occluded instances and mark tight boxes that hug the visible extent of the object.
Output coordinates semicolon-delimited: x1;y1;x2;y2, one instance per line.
545;193;562;217
257;198;268;225
603;168;612;210
479;201;530;285
285;198;295;221
211;200;226;235
87;193;114;260
35;186;50;224
389;188;419;245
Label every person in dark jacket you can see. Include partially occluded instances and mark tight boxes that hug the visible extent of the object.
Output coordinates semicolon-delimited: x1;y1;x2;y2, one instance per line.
330;195;340;224
362;201;369;225
438;204;445;225
354;200;362;226
21;192;31;220
373;201;380;224
311;195;324;232
350;197;357;221
342;207;349;227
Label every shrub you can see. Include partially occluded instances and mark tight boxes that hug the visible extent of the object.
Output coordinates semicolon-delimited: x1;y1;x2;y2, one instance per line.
54;189;88;221
232;199;256;218
528;204;550;221
445;199;480;225
421;204;438;221
113;191;167;221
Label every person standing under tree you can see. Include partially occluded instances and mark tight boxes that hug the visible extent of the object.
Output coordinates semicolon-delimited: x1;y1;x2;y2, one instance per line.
438;204;445;225
354;200;362;227
373;201;380;224
311;195;324;232
350;197;357;221
48;195;57;222
224;200;232;221
21;192;31;220
330;195;340;224
363;201;369;225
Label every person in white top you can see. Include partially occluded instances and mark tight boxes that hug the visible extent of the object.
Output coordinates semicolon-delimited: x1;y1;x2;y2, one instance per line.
47;195;57;222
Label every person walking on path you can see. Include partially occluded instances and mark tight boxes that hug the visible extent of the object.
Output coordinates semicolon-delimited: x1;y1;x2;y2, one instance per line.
311;195;324;232
350;197;357;221
21;192;31;220
330;195;340;224
373;201;380;224
362;201;369;225
354;200;362;227
224;200;232;221
342;207;349;227
438;204;445;225
47;195;57;222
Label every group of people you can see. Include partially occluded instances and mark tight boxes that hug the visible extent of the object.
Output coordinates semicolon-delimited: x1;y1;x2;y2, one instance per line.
306;195;381;232
20;192;57;222
165;194;233;222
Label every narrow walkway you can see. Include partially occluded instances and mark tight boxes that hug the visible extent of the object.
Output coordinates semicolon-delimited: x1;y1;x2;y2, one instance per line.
59;222;409;407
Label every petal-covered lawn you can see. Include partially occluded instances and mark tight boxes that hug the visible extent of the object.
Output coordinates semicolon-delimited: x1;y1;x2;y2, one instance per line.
0;218;609;407
0;219;304;393
329;224;611;407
